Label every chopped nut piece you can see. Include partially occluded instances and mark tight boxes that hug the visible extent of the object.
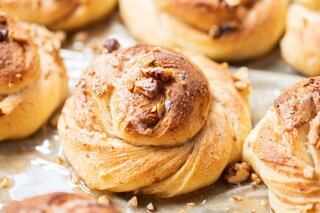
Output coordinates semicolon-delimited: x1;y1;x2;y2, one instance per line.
201;199;207;204
0;28;8;41
103;38;120;53
179;74;186;81
134;78;159;98
147;202;156;211
151;105;157;113
225;162;251;184
232;67;250;91
156;100;165;118
128;196;138;208
98;195;110;204
141;67;173;82
231;196;243;202
15;73;22;78
250;173;262;187
126;81;135;92
0;178;10;188
187;202;196;206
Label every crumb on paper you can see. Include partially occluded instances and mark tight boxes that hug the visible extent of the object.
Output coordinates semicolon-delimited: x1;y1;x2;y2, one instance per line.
0;178;10;188
187;202;196;207
98;195;110;204
225;162;251;184
128;196;138;208
231;196;243;202
232;67;250;91
201;199;207;205
179;210;187;213
250;173;262;187
251;209;256;213
146;202;156;211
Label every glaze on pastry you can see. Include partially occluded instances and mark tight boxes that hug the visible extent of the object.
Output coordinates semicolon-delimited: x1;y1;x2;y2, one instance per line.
4;192;119;213
243;77;320;212
280;2;320;76
0;0;117;31
0;12;68;141
119;0;288;62
58;43;251;197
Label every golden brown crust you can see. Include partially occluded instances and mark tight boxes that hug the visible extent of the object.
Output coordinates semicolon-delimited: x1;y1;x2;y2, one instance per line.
280;3;320;76
58;44;251;197
0;14;40;94
0;0;117;31
243;77;320;213
296;0;320;10
120;0;288;61
157;0;252;32
0;11;68;141
4;192;119;213
78;45;211;146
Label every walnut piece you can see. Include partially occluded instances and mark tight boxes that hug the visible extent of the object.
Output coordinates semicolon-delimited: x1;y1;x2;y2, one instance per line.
225;162;251;184
103;38;120;53
134;78;159;98
128;196;138;208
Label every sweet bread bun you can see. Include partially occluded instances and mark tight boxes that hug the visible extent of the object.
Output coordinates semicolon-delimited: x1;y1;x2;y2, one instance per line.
243;77;320;212
280;3;320;76
4;192;119;213
296;0;320;10
58;43;251;197
0;0;117;31
119;0;288;62
0;12;68;141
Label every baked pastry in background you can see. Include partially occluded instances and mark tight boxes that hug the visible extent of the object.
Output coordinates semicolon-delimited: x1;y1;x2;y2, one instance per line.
0;12;68;142
296;0;320;10
280;2;320;76
4;192;119;213
58;42;251;197
119;0;288;62
243;77;320;212
0;0;117;31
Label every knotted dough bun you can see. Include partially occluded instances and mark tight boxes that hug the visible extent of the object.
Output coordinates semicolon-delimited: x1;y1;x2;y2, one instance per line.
280;2;320;76
243;77;320;212
0;12;68;141
0;0;117;31
58;44;251;197
120;0;288;62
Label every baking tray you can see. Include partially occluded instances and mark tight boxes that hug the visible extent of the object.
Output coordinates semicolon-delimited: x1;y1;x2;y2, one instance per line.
0;14;304;213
